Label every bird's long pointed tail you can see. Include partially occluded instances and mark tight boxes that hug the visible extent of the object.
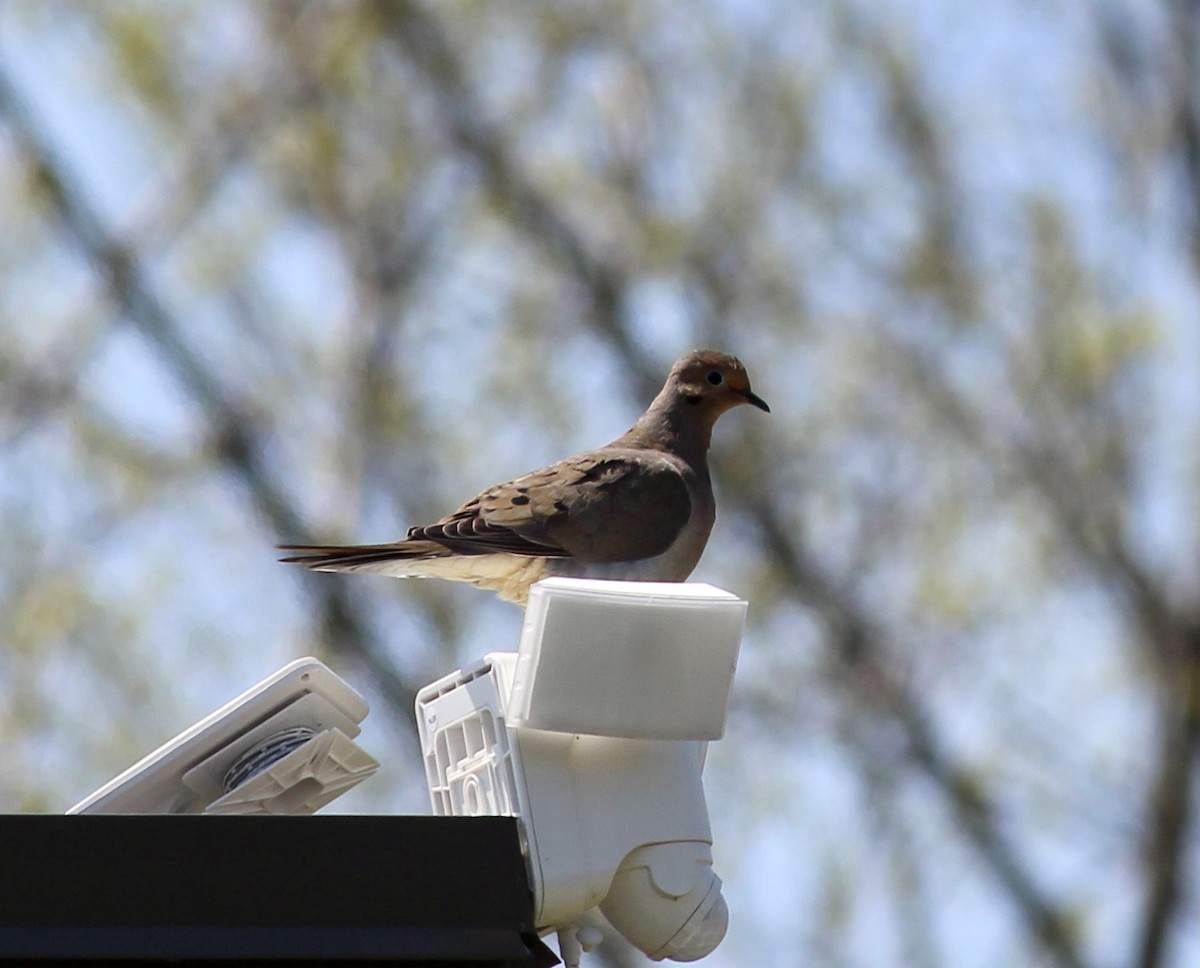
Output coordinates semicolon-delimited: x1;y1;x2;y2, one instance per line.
277;540;450;571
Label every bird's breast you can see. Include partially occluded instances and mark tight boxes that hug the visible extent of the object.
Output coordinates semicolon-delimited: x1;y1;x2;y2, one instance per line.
547;476;715;583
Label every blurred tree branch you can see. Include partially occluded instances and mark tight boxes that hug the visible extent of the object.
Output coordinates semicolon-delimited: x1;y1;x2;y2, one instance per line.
1128;6;1200;966
0;321;107;445
1165;0;1200;276
0;61;420;735
376;0;661;399
848;7;1200;961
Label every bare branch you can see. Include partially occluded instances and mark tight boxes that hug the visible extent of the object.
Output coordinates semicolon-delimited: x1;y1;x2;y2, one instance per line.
1134;627;1200;968
376;0;661;398
0;61;420;737
879;329;1199;968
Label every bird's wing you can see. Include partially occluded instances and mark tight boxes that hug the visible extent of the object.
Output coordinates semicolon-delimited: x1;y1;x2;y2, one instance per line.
409;449;693;563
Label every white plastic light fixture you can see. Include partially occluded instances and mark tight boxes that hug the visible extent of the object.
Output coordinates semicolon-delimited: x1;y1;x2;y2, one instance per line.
508;578;746;740
70;657;379;816
417;577;746;965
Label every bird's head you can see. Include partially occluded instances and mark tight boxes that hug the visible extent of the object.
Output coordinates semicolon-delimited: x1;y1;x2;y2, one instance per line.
669;349;770;418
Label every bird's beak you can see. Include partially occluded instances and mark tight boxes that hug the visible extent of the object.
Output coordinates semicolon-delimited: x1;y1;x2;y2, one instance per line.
740;389;770;412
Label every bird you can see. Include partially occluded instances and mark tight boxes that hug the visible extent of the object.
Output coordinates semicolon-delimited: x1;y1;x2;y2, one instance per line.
279;349;769;605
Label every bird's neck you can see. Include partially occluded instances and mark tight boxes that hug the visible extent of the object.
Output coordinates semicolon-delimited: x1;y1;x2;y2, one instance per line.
616;398;714;465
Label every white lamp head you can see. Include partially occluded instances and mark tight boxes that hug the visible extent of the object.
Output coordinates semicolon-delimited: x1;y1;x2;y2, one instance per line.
69;657;379;816
508;578;746;740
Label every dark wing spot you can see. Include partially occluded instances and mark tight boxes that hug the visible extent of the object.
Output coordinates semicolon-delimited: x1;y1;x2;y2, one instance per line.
511;494;531;506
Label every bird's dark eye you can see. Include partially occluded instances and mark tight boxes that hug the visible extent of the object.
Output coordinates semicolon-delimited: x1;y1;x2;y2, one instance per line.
706;370;724;386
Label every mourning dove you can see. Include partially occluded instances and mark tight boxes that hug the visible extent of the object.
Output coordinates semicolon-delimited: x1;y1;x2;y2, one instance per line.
280;349;768;604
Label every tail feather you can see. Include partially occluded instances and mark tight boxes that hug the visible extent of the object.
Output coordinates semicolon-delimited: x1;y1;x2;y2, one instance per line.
277;540;449;571
278;541;548;603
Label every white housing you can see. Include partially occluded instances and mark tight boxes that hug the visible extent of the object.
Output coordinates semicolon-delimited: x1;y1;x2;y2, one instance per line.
69;657;379;816
416;578;746;963
509;578;745;740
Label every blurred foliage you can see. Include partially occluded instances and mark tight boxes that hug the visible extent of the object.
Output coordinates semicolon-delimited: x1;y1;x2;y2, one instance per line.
1;1;1198;966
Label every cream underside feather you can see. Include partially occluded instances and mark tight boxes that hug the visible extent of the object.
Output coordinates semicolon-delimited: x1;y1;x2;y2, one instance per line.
313;553;548;605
